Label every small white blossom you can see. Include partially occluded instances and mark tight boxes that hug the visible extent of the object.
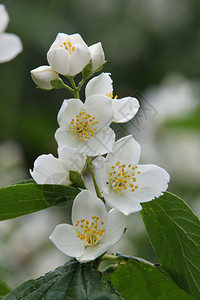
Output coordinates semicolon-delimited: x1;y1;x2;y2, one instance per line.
85;72;140;123
49;190;127;262
55;96;115;156
93;135;170;215
47;33;91;77
89;42;105;71
30;148;86;185
0;4;22;63
31;66;59;90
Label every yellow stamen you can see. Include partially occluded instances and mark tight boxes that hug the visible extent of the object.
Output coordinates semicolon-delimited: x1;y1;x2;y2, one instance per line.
75;216;105;246
109;161;139;195
69;110;99;141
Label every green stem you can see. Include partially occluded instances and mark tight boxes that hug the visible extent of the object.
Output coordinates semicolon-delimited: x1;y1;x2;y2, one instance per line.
63;83;74;93
78;78;85;90
69;77;80;98
87;156;105;203
102;254;119;261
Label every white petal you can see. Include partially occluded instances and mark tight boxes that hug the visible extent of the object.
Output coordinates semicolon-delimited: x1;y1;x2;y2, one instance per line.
49;224;84;257
30;154;71;185
93;156;110;195
105;135;141;166
57;99;83;127
55;128;88;155
112;97;140;123
72;190;107;226
0;4;9;32
101;208;127;244
86;127;115;156
89;42;105;71
31;65;59;90
55;128;92;155
48;33;69;49
58;148;86;174
77;243;110;262
105;189;143;215
47;33;70;76
84;94;113;125
47;47;70;76
70;33;88;45
0;33;22;63
130;164;170;202
69;43;91;76
85;73;113;98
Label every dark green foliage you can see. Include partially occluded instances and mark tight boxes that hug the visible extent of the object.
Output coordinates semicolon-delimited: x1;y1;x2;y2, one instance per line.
0;181;80;221
103;255;195;300
141;192;200;298
4;260;121;300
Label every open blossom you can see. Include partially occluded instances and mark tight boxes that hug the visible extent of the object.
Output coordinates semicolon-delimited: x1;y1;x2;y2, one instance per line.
93;135;170;215
0;4;22;63
31;66;59;90
30;148;86;185
47;33;91;77
85;73;140;123
49;190;126;262
55;96;115;156
89;42;105;72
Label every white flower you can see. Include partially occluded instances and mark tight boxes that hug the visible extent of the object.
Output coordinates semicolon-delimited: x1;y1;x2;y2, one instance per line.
30;148;86;185
89;42;105;71
85;72;140;123
31;65;59;90
55;96;115;156
0;4;22;63
93;135;170;215
47;33;91;77
49;190;126;262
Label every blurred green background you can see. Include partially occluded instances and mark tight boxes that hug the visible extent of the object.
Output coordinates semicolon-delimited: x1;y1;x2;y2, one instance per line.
0;0;200;288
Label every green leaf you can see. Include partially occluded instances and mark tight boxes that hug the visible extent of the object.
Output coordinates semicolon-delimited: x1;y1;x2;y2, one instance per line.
0;182;80;221
0;279;11;298
141;192;200;298
4;260;122;300
103;255;195;300
14;179;35;185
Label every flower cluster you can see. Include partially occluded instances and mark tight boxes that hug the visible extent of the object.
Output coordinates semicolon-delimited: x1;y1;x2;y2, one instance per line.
30;33;170;263
0;4;22;63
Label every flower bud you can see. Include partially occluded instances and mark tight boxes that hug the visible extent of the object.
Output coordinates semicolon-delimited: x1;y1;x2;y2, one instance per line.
31;65;59;90
47;33;91;77
89;42;105;71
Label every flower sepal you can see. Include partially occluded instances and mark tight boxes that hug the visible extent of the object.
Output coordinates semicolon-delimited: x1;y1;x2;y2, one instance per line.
81;59;93;82
69;170;87;189
82;59;107;83
50;78;67;89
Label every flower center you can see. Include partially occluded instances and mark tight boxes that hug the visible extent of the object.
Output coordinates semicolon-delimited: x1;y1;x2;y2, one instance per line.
75;216;105;246
60;40;75;55
106;92;118;99
109;162;140;195
69;110;99;141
